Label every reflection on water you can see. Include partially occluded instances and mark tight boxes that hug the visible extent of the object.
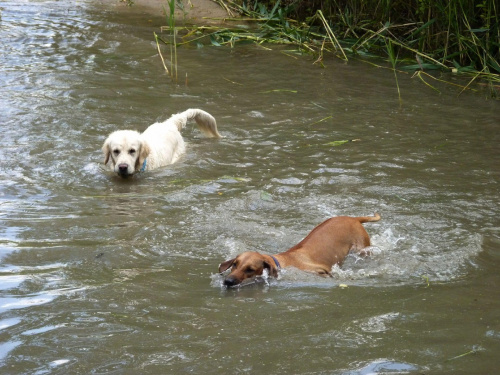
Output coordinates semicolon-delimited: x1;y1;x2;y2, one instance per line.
1;0;499;374
0;295;56;314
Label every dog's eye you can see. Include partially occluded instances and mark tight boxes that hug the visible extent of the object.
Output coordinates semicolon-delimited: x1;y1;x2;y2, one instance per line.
244;267;255;274
129;149;136;154
113;149;120;155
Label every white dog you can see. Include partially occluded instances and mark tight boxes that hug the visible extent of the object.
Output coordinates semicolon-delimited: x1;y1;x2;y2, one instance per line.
102;108;221;177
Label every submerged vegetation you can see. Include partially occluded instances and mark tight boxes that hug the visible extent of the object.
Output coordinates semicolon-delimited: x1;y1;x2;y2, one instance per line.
156;0;499;96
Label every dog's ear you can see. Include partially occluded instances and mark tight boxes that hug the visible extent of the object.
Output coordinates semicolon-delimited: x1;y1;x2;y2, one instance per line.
136;140;151;171
263;260;279;278
102;138;111;165
218;258;235;273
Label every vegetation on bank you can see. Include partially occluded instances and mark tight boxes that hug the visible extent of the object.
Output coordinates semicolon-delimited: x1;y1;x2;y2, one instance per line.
157;0;499;96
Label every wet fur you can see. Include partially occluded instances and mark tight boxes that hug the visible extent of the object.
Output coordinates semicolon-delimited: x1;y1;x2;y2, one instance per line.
102;108;221;177
219;213;381;287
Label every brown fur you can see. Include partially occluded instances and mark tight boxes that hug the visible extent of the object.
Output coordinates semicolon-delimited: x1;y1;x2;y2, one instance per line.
219;213;381;286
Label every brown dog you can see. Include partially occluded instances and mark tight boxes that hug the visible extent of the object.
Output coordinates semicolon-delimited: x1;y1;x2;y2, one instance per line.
218;213;381;287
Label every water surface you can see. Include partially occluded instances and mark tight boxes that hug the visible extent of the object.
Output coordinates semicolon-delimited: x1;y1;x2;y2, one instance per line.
1;1;499;374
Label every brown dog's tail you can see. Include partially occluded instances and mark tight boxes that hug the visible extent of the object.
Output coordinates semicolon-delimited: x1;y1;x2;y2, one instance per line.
357;213;381;223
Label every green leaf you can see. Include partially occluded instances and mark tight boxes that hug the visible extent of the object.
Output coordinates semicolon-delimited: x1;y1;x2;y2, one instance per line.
209;35;222;46
324;140;350;146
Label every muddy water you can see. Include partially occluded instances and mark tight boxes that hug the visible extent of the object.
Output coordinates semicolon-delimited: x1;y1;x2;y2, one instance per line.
1;1;499;374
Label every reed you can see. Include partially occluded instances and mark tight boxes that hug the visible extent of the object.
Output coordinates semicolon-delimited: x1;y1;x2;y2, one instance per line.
168;0;178;82
158;0;499;95
291;0;499;93
385;38;402;105
155;0;179;82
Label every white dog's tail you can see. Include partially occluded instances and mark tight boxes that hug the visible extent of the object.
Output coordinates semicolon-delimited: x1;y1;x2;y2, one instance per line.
170;108;222;138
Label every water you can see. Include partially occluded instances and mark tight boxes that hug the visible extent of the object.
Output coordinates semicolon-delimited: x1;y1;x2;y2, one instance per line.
1;1;499;374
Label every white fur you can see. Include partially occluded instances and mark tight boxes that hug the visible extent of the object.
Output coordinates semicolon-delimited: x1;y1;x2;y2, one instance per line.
102;108;221;177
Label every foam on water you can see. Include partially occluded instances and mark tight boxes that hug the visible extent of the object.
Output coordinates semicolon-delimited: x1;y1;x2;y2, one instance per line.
206;188;485;289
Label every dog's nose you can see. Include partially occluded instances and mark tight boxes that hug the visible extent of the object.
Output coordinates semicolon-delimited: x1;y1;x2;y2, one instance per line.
223;277;239;287
118;164;129;173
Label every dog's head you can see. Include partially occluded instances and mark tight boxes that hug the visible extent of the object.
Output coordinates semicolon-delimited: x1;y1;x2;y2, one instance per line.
102;130;150;178
218;251;279;287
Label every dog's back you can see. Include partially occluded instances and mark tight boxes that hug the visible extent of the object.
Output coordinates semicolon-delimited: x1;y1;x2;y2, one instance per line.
141;108;221;168
282;213;381;270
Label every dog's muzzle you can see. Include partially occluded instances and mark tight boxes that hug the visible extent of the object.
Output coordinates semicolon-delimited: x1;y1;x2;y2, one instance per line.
117;163;130;177
223;276;240;287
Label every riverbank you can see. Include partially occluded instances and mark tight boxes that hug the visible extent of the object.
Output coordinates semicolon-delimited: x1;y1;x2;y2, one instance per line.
93;0;499;96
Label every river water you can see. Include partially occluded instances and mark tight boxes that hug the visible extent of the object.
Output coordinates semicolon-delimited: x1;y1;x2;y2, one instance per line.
1;1;499;374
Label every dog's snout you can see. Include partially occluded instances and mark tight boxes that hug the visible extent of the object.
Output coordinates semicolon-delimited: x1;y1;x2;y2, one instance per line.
223;277;239;287
117;164;130;176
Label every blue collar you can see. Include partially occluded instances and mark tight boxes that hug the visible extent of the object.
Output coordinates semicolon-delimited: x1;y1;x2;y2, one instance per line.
270;255;281;269
140;158;147;172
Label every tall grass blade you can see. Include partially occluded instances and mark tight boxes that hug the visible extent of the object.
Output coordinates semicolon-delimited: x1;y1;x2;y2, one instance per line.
154;32;170;76
316;10;348;61
386;39;402;105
